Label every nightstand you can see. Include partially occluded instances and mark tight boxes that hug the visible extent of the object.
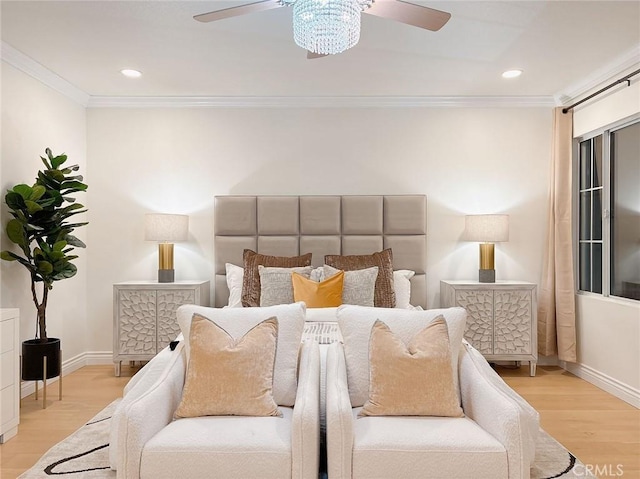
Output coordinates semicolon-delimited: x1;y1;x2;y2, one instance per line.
113;281;210;376
440;280;538;376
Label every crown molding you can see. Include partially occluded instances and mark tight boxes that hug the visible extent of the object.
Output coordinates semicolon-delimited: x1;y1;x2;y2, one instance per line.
1;40;555;109
87;95;555;108
1;41;90;106
554;44;640;105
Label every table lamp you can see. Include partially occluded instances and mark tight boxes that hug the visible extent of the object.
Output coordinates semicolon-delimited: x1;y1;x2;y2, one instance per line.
144;213;189;283
464;214;509;283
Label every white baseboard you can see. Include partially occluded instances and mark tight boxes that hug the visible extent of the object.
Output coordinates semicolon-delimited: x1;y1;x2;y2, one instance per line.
560;361;640;408
85;351;114;365
20;351;114;399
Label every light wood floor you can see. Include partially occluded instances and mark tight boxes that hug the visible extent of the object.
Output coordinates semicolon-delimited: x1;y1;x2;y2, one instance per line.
1;364;639;478
0;364;139;478
499;365;640;478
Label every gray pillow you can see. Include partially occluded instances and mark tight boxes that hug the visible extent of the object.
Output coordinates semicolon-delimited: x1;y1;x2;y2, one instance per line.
259;266;313;306
323;265;378;306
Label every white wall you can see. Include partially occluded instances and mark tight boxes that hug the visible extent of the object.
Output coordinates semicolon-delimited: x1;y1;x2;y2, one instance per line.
574;295;639;395
0;63;88;361
87;106;552;352
571;78;640;403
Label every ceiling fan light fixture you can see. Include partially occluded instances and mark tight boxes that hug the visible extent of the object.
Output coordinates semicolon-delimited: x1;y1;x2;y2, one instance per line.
293;0;362;55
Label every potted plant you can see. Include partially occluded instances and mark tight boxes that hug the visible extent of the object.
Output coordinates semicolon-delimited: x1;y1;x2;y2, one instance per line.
1;148;87;382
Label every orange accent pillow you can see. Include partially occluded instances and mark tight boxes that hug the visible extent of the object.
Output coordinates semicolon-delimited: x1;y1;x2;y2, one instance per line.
292;270;344;308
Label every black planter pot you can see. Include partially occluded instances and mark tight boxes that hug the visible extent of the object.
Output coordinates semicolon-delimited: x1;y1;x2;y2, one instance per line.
21;338;61;381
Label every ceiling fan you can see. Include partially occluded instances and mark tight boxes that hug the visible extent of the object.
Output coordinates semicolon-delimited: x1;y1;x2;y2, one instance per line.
194;0;451;59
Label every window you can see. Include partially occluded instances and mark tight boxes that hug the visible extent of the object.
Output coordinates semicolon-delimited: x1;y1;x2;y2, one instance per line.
577;119;639;301
578;135;603;293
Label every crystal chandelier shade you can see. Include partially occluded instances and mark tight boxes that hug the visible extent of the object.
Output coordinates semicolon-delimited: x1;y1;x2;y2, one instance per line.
293;0;364;55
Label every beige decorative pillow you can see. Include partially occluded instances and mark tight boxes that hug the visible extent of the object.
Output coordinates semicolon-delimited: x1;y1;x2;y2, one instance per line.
175;314;281;418
337;306;466;407
325;249;395;307
242;249;312;307
360;317;463;417
323;265;378;306
258;265;313;306
177;303;305;406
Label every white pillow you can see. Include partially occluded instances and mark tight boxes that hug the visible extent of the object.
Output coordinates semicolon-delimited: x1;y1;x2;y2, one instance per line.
393;269;415;309
225;263;244;308
177;302;306;406
337;305;467;407
309;266;323;282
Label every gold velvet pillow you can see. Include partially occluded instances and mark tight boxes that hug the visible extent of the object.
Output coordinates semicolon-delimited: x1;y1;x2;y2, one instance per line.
175;314;281;418
360;317;463;417
242;249;313;307
292;270;344;308
324;248;396;308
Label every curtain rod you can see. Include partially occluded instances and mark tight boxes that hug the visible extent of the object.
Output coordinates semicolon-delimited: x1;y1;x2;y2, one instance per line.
562;68;640;114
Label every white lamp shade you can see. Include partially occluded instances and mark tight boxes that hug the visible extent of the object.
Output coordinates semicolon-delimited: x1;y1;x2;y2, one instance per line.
145;214;189;242
464;214;509;242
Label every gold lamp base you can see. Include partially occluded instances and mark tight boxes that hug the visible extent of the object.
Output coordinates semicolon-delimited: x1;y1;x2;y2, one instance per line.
158;243;175;283
479;243;496;283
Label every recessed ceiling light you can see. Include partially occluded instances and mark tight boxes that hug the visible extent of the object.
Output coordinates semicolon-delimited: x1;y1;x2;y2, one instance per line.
502;69;523;79
120;69;142;78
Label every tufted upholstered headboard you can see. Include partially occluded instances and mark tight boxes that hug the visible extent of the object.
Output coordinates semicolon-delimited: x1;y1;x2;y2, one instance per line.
213;195;427;308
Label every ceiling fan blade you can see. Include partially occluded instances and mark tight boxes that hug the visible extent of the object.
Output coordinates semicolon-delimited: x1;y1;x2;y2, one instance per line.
307;51;328;59
364;0;451;31
194;0;284;23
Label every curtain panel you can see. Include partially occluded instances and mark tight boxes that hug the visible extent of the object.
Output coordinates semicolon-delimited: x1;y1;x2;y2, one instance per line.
538;107;577;362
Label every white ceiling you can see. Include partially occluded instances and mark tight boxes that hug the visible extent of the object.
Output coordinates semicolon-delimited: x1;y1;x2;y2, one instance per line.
1;1;639;99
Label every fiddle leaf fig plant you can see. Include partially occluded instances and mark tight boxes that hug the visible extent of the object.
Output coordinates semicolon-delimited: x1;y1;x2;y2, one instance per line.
1;148;88;342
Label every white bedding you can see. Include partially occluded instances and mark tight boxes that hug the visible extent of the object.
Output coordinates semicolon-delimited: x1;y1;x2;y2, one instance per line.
300;309;343;435
302;321;342;344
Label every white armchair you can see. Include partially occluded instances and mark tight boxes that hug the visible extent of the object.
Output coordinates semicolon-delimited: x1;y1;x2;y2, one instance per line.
326;306;539;479
114;303;321;479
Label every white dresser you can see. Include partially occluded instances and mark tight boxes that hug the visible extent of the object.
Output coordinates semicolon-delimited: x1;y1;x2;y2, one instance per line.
1;308;20;443
113;281;210;376
440;280;538;376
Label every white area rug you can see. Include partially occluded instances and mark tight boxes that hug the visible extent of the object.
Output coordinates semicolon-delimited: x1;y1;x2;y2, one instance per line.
18;399;594;478
18;400;119;478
